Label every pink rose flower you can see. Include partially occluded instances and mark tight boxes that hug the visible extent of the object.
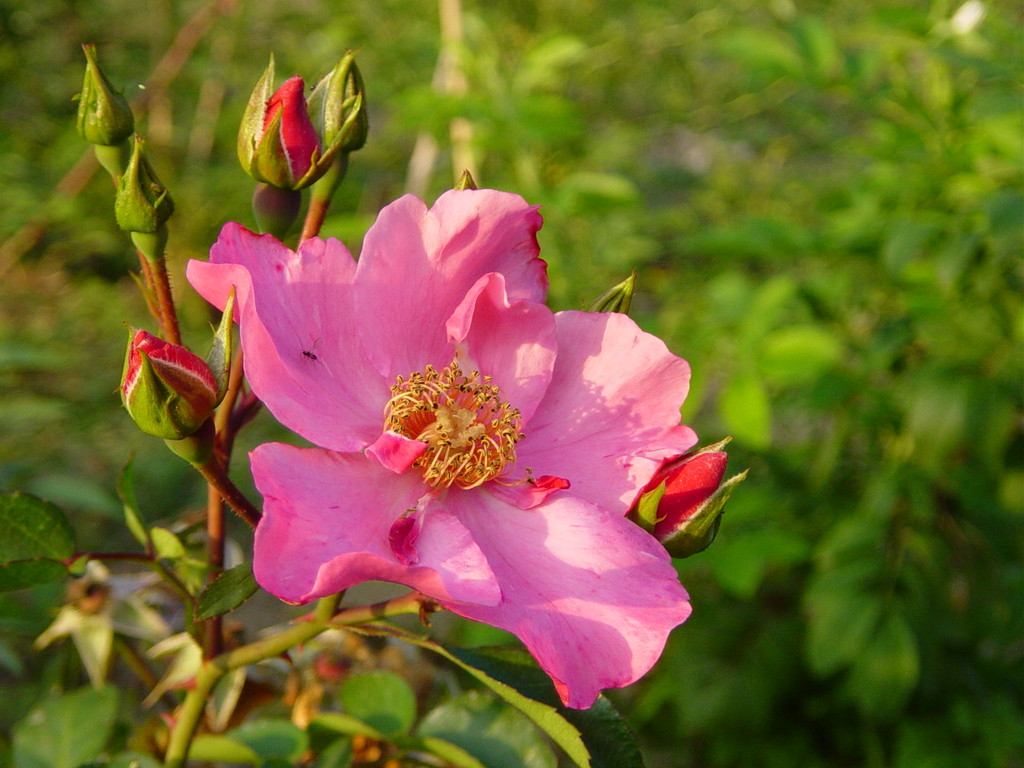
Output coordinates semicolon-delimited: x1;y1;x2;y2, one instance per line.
186;189;696;708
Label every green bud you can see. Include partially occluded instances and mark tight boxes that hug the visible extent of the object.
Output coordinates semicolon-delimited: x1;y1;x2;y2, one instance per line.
587;271;636;314
454;170;478;190
76;44;134;146
308;50;369;155
115;136;174;235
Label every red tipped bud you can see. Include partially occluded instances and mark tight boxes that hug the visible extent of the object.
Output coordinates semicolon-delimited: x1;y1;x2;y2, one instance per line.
238;58;324;190
121;330;218;440
238;53;368;192
629;440;747;558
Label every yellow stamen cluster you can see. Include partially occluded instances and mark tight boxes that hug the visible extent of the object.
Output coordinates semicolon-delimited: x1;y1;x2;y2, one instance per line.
383;360;524;489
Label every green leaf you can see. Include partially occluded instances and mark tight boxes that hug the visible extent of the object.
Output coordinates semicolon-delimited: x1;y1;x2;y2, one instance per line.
229;719;309;762
188;734;260;766
805;564;883;676
150;526;184;560
706;527;809;597
847;611;920;721
417;690;556;768
310;711;383;741
0;560;70;593
364;625;643;768
413;736;487;768
78;753;162;768
116;457;148;547
195;563;259;621
0;493;74;591
720;372;772;449
0;492;75;563
313;737;353;768
339;670;418;736
12;685;118;768
759;326;843;387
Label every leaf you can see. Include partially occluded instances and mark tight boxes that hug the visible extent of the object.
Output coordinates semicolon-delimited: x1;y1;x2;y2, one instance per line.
339;670;418;736
195;563;259;621
361;625;643;768
417;690;556;768
0;493;75;591
314;737;353;768
413;736;487;768
706;528;810;597
229;719;309;762
847;611;920;721
720;372;772;450
12;685;118;768
150;526;185;560
188;735;260;766
0;492;75;563
310;711;384;741
0;560;70;593
804;564;883;676
759;326;843;387
116;457;148;547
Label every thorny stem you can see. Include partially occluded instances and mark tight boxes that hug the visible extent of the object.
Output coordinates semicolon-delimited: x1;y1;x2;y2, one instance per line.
163;591;426;768
147;247;182;345
135;253;160;324
203;482;225;659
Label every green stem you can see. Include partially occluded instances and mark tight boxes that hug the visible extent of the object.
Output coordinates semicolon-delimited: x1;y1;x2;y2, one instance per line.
162;591;425;767
300;154;348;243
94;142;131;181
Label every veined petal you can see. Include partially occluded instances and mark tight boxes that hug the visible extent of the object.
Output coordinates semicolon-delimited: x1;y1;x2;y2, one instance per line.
354;190;547;379
251;443;499;606
186;223;385;451
446;272;556;424
515;310;697;512
446;489;692;709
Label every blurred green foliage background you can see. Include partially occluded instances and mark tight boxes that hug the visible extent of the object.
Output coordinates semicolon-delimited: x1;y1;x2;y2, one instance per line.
0;0;1021;766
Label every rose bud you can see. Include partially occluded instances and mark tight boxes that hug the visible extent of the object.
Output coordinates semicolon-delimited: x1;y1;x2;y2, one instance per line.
76;43;134;147
120;329;218;440
629;442;747;558
237;57;323;190
114;136;174;236
238;53;368;194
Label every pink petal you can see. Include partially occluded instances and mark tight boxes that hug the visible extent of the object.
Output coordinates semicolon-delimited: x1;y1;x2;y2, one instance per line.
515;311;697;513
354;190;547;379
366;431;427;474
264;76;320;180
251;443;499;606
487;475;570;510
445;272;556;423
446;489;692;709
186;223;385;451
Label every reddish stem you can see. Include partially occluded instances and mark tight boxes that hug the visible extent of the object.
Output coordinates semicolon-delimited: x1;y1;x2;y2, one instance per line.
148;253;182;345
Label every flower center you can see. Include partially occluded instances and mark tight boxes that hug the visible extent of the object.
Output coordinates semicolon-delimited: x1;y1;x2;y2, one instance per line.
383;361;524;489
